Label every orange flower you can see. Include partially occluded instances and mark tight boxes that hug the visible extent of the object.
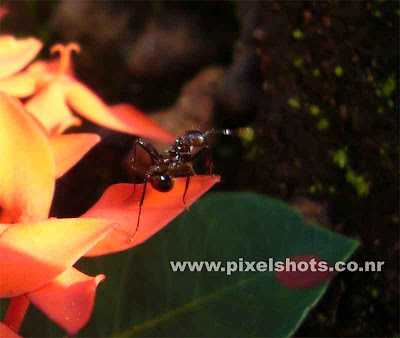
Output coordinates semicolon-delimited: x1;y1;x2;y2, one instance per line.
0;92;218;335
0;35;42;79
0;93;115;335
0;42;174;142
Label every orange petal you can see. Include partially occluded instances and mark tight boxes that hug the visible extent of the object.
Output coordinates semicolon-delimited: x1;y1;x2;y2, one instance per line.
3;295;30;333
109;103;175;142
275;254;335;289
0;322;21;338
49;133;101;178
0;35;42;78
25;81;82;135
0;93;55;222
0;218;114;298
27;267;105;336
26;59;53;74
67;82;174;142
0;224;11;235
83;175;220;256
0;72;41;97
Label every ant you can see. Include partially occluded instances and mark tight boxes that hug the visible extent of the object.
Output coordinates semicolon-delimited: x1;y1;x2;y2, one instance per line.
127;129;233;241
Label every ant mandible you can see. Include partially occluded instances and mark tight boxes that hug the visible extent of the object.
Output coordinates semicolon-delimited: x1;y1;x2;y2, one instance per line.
127;129;233;241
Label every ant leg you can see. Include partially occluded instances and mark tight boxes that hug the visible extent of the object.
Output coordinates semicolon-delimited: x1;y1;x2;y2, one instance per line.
126;138;164;202
183;175;191;210
206;146;213;175
188;146;214;175
125;139;140;202
128;176;148;242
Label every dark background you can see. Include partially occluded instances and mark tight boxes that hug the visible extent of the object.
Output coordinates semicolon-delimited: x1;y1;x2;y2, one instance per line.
1;1;398;336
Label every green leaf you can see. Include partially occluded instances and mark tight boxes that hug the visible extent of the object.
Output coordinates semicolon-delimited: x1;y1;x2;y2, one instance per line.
18;193;358;337
80;192;358;337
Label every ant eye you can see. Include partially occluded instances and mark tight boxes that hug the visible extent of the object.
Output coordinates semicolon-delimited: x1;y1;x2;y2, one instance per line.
178;144;190;153
192;135;205;147
150;175;174;192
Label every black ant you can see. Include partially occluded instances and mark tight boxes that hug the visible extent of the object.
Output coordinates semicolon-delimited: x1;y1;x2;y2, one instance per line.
127;129;234;241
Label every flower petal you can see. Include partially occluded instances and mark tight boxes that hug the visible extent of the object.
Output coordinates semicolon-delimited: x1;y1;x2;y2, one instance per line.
0;322;21;338
3;295;30;334
275;254;335;289
0;93;55;222
67;82;174;142
0;218;114;298
0;72;41;97
0;35;42;78
25;81;82;135
109;103;175;143
27;267;104;336
49;133;101;178
83;175;220;256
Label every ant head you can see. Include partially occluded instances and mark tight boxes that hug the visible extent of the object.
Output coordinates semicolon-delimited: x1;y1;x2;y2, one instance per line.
185;130;207;147
150;174;174;192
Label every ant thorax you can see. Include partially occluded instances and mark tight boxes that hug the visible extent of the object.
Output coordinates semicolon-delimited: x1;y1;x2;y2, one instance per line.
167;160;192;177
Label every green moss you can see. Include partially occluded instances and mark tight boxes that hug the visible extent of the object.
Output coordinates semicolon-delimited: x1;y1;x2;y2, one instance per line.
310;105;320;116
312;68;320;77
288;97;301;109
382;75;395;97
376;75;395;99
292;29;304;40
346;169;370;197
309;183;323;194
333;149;348;169
335;66;344;77
245;145;258;160
294;58;304;68
316;118;329;130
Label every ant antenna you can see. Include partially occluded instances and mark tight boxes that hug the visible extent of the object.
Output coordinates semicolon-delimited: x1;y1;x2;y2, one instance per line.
205;129;233;136
206;127;254;140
